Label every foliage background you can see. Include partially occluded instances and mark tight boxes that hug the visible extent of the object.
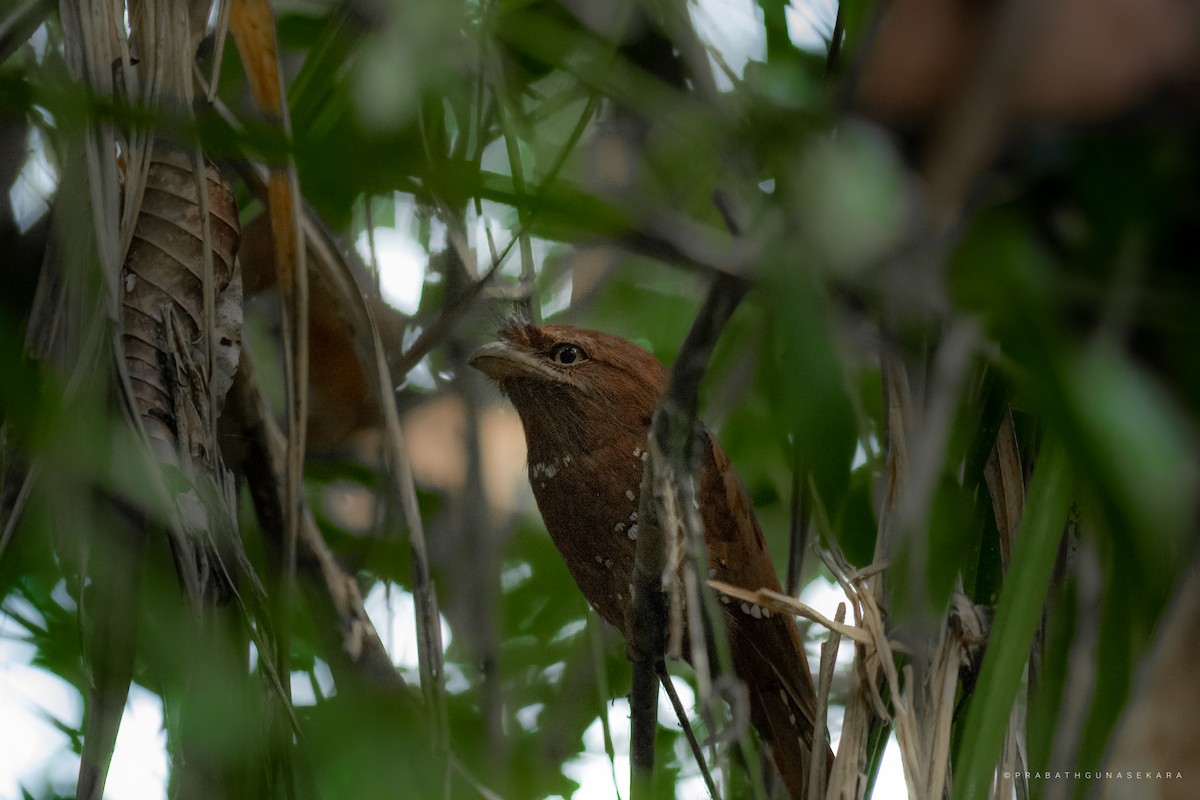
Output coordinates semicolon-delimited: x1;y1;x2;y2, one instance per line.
1;0;1199;799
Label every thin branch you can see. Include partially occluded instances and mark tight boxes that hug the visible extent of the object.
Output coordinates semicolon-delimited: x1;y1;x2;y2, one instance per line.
0;462;37;565
807;603;846;800
206;0;233;103
785;442;810;597
227;357;413;695
491;63;538;322
628;444;670;796
659;669;722;800
451;289;505;762
628;272;748;795
229;1;309;754
392;250;509;379
363;196;382;299
708;581;873;646
824;3;844;77
373;320;451;750
399;93;599;375
449;756;505;800
0;0;47;64
198;61;446;743
888;322;979;623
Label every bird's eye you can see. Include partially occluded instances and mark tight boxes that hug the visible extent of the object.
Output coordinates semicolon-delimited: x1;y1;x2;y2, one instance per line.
550;343;587;366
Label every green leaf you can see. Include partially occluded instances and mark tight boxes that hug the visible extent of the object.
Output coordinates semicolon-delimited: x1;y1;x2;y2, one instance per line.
757;265;858;541
953;439;1073;800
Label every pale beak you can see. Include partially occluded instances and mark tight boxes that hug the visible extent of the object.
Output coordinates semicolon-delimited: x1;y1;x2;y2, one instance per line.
468;341;524;379
469;341;564;382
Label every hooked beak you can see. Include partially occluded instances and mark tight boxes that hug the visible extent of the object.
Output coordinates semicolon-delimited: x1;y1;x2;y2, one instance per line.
469;341;523;379
468;340;555;382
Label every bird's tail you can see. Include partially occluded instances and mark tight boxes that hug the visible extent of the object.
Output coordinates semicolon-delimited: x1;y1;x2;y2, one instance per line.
731;619;833;800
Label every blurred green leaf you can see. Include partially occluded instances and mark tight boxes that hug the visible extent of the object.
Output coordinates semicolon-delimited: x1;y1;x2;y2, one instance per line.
757;263;858;545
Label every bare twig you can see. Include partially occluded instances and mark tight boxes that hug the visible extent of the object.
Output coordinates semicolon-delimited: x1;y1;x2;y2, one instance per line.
372;321;450;749
659;668;722;800
227;357;412;695
786;446;810;597
708;582;872;646
491;70;538;323
0;0;46;64
888;322;978;623
824;4;844;77
628;272;748;795
399;93;598;376
823;339;916;800
628;440;671;795
206;0;233;103
0;462;37;565
450;278;505;762
199;57;449;752
229;6;309;764
449;756;506;800
808;603;846;800
614;212;754;279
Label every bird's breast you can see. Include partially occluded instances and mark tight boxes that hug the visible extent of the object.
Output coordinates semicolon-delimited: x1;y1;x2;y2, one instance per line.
526;440;651;628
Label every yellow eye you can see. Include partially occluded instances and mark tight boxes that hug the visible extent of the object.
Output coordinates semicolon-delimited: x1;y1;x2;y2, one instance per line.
550;343;587;366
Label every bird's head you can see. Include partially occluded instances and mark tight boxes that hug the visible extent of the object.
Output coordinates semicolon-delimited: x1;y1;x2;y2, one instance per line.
469;323;667;460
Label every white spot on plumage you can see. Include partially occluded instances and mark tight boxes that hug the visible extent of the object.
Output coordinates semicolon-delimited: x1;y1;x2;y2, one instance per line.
633;447;641;458
740;603;751;615
615;522;626;533
625;489;636;501
627;525;638;540
544;464;557;478
750;604;763;619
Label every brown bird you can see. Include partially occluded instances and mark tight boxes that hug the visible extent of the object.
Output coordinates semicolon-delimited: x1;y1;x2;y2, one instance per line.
470;323;830;799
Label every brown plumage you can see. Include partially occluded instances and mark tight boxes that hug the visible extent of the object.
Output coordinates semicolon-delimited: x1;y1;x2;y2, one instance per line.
470;323;830;799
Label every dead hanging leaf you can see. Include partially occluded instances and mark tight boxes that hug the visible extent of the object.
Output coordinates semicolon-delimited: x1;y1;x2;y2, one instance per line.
120;141;241;467
229;0;285;117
